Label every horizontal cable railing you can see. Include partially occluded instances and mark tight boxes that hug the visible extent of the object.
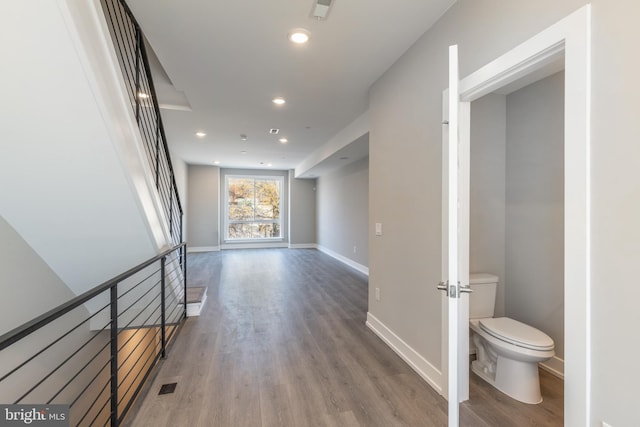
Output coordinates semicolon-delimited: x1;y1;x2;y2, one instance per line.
0;243;187;427
101;0;183;247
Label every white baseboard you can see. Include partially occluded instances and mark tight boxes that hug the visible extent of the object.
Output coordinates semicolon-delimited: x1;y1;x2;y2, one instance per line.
221;242;289;250
288;243;318;249
187;246;220;253
317;245;369;276
540;355;564;379
366;312;443;395
187;293;207;317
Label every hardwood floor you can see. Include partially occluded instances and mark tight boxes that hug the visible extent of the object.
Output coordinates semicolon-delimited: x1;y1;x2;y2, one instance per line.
126;249;563;427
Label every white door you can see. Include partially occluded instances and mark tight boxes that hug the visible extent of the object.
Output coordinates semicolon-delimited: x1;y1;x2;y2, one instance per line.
440;44;471;427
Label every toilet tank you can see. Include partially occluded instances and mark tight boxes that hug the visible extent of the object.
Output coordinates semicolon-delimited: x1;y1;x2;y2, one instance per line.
469;273;499;319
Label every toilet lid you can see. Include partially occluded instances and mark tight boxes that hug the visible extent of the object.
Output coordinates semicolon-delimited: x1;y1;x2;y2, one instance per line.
479;317;554;351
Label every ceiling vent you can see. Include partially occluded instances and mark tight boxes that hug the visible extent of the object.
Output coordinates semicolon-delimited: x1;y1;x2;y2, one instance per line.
312;0;333;20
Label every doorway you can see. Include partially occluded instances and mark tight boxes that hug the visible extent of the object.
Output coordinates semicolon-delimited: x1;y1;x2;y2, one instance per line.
440;5;590;426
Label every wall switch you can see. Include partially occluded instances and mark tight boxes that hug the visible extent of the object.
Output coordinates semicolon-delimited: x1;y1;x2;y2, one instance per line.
375;287;380;301
375;223;383;236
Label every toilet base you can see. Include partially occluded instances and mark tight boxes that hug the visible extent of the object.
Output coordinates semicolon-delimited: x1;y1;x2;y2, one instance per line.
472;357;543;404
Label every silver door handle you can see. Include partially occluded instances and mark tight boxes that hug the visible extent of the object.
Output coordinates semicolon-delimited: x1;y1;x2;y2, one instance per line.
437;281;448;291
459;286;472;294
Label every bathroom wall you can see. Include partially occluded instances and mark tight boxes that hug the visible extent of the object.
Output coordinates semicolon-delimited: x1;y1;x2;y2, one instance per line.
470;94;507;317
505;72;565;361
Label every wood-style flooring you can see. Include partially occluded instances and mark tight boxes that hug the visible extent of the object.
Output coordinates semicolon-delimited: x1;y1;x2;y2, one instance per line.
126;249;563;427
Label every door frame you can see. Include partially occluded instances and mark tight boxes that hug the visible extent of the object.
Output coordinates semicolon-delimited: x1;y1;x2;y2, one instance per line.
440;5;591;425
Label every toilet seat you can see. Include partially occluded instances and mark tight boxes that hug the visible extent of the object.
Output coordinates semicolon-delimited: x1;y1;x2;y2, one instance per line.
479;317;554;351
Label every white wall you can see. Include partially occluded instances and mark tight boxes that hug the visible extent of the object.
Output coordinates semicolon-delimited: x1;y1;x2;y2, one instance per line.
289;174;317;246
317;157;369;270
470;94;507;317
0;0;164;302
187;165;220;250
171;153;188;239
505;72;565;361
0;216;81;334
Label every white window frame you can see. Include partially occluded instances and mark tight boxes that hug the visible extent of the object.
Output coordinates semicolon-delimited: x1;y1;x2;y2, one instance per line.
224;174;284;242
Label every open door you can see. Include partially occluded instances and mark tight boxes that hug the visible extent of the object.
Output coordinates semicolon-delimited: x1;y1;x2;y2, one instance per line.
439;44;471;427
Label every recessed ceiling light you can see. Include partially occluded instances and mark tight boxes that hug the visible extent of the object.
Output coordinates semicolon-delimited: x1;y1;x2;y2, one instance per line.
279;138;288;144
241;150;247;154
269;128;280;134
213;160;220;165
288;28;310;44
195;131;207;137
268;163;273;167
240;134;248;141
272;97;286;105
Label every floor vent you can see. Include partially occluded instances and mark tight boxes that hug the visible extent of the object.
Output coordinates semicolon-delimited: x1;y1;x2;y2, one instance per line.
158;382;177;395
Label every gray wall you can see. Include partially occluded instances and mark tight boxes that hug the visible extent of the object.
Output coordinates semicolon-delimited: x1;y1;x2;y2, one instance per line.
289;173;317;246
505;72;565;360
187;165;220;248
0;215;79;334
470;94;507;317
317;157;369;267
369;0;640;424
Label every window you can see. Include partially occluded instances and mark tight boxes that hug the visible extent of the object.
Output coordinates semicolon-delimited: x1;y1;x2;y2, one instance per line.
225;175;283;240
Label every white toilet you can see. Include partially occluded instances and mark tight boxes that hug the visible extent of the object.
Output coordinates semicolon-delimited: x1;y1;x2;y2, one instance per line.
469;273;554;404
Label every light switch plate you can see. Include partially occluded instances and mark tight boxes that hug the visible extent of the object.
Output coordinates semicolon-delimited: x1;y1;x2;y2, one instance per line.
375;223;382;236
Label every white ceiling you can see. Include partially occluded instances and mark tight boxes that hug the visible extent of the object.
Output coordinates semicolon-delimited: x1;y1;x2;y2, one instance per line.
126;0;456;175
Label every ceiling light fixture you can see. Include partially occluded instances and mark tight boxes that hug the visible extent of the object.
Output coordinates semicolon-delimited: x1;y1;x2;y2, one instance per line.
240;134;248;141
213;160;220;165
269;128;280;135
279;138;288;144
288;28;310;44
272;97;286;105
195;131;207;137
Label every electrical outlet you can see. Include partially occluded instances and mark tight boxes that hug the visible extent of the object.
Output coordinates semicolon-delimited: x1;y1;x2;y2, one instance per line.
375;287;380;301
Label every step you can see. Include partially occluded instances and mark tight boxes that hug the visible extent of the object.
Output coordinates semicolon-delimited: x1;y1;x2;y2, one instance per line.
186;286;207;317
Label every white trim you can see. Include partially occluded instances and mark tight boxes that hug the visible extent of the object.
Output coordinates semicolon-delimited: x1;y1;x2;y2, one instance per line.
366;313;443;396
317;245;369;276
224;174;284;241
221;242;289;250
187;246;220;253
288;243;318;249
540;356;565;380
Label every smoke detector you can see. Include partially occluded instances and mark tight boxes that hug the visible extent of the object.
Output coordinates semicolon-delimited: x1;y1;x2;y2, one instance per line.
312;0;333;20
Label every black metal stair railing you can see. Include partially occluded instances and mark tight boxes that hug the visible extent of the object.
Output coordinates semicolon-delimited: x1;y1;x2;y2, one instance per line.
0;243;187;427
101;0;183;247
